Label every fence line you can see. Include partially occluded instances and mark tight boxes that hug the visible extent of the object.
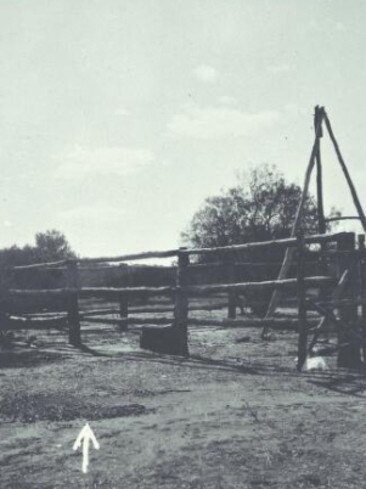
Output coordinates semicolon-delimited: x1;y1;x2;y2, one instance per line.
181;232;345;257
2;230;363;369
8;231;348;272
3;275;333;300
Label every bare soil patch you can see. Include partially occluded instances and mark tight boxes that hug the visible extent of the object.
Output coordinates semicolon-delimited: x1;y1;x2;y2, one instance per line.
1;305;366;488
0;391;154;423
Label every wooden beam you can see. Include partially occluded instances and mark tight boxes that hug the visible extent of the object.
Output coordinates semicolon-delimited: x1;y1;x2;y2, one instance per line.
264;107;325;323
79;249;179;264
315;105;326;235
325;216;361;223
309;298;366;308
6;288;70;297
173;249;190;355
358;234;366;361
5;276;333;302
296;233;308;371
184;276;333;295
323;111;366;232
182;232;343;257
66;261;81;346
12;260;68;271
80;308;119;317
4;232;343;273
1;316;67;331
81;317;129;326
79;286;174;298
308;268;350;352
187;317;319;330
128;303;227;314
227;256;237;319
119;294;129;331
336;233;361;367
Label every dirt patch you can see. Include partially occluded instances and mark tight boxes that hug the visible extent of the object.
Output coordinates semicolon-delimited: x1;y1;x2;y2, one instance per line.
2;306;366;489
0;392;154;423
0;350;62;369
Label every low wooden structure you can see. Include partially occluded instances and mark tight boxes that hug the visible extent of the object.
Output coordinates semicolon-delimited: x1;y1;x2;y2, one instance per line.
2;230;366;369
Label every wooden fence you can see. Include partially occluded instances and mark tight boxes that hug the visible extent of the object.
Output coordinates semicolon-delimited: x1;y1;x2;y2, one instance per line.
2;231;366;370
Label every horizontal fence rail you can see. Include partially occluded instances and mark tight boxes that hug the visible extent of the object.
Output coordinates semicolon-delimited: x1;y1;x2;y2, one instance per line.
5;288;70;297
181;232;346;257
4;276;333;299
12;260;68;271
6;231;348;271
182;276;333;294
79;249;180;264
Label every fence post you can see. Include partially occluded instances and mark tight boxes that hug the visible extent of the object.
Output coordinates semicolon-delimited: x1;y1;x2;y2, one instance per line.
119;264;129;330
66;260;81;346
119;294;128;330
337;232;360;368
227;255;237;319
173;248;189;355
0;268;8;332
296;232;307;371
358;234;366;362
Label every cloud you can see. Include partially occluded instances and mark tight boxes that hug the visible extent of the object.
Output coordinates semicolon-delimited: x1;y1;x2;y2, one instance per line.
56;146;154;179
218;95;236;105
333;21;346;32
193;65;218;83
167;105;281;140
284;103;308;117
60;204;125;222
307;19;346;33
114;108;130;116
267;63;291;74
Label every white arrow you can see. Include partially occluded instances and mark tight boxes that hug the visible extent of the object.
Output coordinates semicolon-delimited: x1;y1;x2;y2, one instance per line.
73;423;100;474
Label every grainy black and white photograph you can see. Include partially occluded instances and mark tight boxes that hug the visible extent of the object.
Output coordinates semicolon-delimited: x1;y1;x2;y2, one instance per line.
1;1;366;488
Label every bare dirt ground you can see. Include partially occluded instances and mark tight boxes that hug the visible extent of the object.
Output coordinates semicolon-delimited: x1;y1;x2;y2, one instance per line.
1;305;366;489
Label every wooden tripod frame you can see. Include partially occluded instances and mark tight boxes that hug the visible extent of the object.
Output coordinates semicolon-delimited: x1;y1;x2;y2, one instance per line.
262;106;366;338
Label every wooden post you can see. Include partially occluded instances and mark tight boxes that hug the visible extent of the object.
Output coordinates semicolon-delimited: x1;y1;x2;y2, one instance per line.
358;234;366;362
337;232;360;368
314;106;329;313
314;105;326;235
0;269;7;333
227;255;237;319
119;264;129;330
66;260;81;346
119;294;128;330
323;112;366;233
307;268;350;354
173;249;189;355
263;107;325;332
296;232;308;371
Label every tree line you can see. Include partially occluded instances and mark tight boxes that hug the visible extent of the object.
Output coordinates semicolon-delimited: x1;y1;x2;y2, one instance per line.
0;230;76;268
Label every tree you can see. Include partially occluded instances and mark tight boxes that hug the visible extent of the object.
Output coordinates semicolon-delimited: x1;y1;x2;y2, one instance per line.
182;164;340;315
0;230;76;267
182;164;339;253
34;230;76;263
0;245;37;268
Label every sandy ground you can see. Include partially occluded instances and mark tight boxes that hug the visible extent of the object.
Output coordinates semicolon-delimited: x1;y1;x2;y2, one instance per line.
1;307;366;489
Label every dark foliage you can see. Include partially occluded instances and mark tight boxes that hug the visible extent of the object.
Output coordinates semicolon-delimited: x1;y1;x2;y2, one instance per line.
0;229;76;268
182;164;340;262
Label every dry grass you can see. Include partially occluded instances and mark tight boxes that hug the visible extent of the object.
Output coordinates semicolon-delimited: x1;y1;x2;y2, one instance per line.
1;302;366;488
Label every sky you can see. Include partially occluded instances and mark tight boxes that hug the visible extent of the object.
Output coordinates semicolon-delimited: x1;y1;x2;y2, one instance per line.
0;0;366;258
